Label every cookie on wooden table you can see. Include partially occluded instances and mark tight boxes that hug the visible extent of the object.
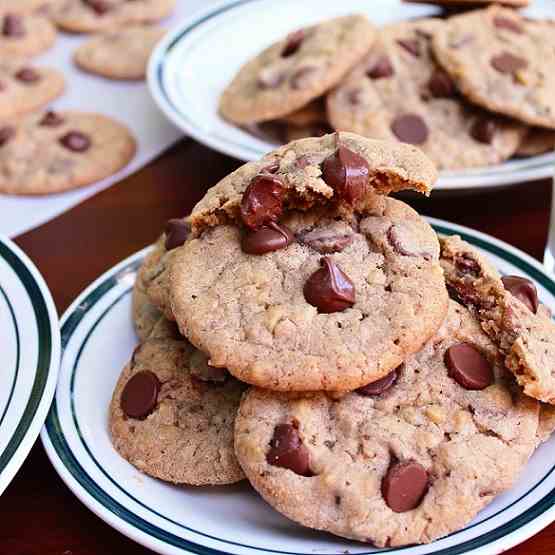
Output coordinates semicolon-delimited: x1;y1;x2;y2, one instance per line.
0;12;56;57
74;25;166;80
0;110;136;195
52;0;175;33
0;61;64;119
235;300;539;546
433;7;555;129
110;317;246;485
219;15;376;124
327;19;526;170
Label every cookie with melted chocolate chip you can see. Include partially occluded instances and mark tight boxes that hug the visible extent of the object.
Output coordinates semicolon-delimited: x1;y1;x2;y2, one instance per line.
327;19;526;170
110;316;246;486
432;7;555;129
235;300;539;546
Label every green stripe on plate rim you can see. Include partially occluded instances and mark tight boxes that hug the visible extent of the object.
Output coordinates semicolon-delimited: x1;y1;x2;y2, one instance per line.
44;226;555;555
0;285;20;429
0;240;53;477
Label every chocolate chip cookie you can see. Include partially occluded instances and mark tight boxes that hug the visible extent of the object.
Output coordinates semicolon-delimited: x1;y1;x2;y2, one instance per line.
0;110;136;195
0;61;64;119
170;134;446;392
441;234;555;404
219;16;376;124
235;300;539;546
51;0;175;33
0;0;62;14
327;19;526;170
74;25;166;80
405;0;530;7
110;317;246;485
0;12;56;57
433;7;555;129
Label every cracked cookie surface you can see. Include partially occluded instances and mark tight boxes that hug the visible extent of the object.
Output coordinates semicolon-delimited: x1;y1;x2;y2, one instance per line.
234;300;539;546
110;317;246;485
327;19;525;170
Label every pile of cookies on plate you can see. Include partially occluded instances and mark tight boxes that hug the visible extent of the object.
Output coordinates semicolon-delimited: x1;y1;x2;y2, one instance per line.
0;0;176;195
111;130;555;547
219;2;555;170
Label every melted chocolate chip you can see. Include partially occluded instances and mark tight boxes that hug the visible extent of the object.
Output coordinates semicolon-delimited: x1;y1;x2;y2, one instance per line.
281;29;304;57
397;38;420;57
367;56;394;80
240;174;285;230
2;14;25;37
266;423;312;476
391;114;429;145
382;461;428;513
455;255;481;277
299;228;354;254
491;52;528;74
445;343;494;390
493;16;523;34
164;219;189;251
59;131;91;152
428;69;456;98
357;368;399;396
39;111;64;127
0;125;15;147
321;145;369;205
470;118;496;144
501;275;539;314
242;222;294;255
15;68;40;83
304;257;355;313
120;370;160;419
84;0;112;15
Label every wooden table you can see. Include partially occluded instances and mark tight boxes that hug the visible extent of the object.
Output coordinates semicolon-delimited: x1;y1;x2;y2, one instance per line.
3;139;554;554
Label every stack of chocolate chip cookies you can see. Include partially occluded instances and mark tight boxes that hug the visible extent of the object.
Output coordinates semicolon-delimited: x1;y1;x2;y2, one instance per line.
220;7;555;171
110;131;555;547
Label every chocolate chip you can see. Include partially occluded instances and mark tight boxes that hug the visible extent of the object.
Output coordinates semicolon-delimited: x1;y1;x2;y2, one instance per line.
501;275;538;314
455;255;480;277
242;222;294;255
290;65;319;90
120;370;160;419
164;219;189;251
445;343;494;390
321;145;369;205
84;0;111;14
428;69;456;98
382;461;428;513
299;228;354;254
0;126;15;147
367;56;394;80
59;131;91;152
491;52;528;74
357;368;399;396
240;175;285;230
15;68;40;83
493;16;523;34
391;114;429;145
39;111;64;127
397;38;420;57
281;29;304;57
266;423;312;476
470;118;496;144
2;14;25;37
304;257;355;313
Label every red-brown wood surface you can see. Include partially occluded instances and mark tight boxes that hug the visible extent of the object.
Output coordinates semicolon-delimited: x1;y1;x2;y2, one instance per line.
2;139;554;554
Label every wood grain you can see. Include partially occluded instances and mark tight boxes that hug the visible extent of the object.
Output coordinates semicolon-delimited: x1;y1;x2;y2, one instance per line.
2;139;553;554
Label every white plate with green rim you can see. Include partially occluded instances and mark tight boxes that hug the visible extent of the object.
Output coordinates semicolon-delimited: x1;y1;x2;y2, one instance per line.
41;219;555;555
0;235;60;496
148;0;555;192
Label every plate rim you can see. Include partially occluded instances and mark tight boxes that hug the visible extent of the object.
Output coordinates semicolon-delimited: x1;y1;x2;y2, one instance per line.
0;235;61;496
41;221;555;555
146;0;555;192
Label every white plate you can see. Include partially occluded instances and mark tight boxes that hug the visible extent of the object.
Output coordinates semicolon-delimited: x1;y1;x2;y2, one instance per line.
147;0;555;192
0;235;60;496
42;220;555;555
